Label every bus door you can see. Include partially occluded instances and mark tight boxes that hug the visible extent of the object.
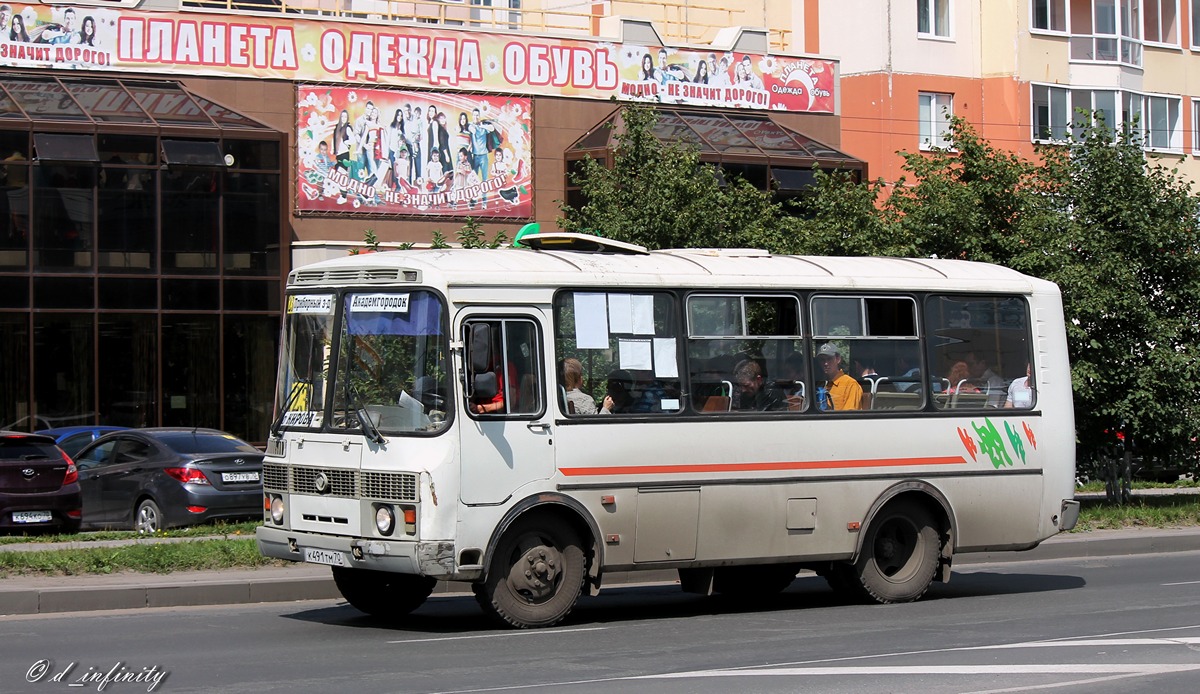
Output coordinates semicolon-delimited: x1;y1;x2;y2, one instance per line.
458;311;554;505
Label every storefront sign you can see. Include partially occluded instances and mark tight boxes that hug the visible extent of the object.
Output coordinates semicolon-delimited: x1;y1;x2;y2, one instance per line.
0;4;836;114
297;86;532;217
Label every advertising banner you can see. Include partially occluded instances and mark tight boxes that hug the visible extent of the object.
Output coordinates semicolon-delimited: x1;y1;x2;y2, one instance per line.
297;86;531;217
0;4;836;114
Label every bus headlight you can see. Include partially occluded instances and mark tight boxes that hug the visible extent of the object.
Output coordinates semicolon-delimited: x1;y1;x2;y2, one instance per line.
270;496;285;524
375;505;395;535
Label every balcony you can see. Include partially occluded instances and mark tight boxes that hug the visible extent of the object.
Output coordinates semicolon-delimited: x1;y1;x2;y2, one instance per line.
1069;33;1142;67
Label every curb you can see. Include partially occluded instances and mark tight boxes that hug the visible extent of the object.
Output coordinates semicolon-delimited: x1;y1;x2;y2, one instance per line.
2;527;1198;616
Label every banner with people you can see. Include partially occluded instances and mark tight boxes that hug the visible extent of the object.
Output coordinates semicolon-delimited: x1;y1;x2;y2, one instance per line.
297;86;532;217
0;4;836;114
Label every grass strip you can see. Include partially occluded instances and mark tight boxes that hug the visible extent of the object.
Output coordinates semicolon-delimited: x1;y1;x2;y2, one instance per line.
0;539;286;577
1073;496;1200;531
0;521;261;545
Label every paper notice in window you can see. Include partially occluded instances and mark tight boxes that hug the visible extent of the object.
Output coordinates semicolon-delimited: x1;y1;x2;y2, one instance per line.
631;295;655;334
653;338;678;378
574;292;609;349
618;339;653;371
608;293;632;333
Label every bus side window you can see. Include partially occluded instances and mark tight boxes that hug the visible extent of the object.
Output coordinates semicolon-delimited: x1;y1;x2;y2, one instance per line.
924;295;1032;411
553;291;683;416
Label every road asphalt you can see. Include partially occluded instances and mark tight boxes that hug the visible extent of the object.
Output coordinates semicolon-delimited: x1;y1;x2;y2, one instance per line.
1;523;1198;616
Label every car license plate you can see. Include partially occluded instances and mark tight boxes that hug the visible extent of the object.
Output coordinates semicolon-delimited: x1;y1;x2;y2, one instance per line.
303;548;346;567
12;511;52;524
221;471;260;483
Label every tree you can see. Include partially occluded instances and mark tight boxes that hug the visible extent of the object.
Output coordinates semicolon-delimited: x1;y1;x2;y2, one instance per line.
889;117;1043;266
1028;119;1200;472
788;168;913;257
557;103;793;252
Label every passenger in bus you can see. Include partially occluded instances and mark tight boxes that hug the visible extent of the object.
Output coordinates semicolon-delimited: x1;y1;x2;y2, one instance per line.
965;351;1005;406
945;360;978;394
559;358;597;414
600;370;635;414
816;342;863;410
1005;362;1035;408
732;360;786;411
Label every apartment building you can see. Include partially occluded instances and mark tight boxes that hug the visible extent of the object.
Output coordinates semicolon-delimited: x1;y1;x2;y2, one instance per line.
814;0;1200;185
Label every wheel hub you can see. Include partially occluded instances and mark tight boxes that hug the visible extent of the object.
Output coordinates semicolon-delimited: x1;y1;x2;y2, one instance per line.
506;546;562;601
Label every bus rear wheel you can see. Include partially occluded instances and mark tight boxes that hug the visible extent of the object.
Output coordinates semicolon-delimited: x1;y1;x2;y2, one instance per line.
332;567;436;619
848;501;941;604
475;517;586;629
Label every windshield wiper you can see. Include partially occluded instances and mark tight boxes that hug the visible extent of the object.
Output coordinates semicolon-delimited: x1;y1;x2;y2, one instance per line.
269;380;308;438
347;385;387;446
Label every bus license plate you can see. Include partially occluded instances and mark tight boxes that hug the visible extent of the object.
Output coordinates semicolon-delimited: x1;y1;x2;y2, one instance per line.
12;511;52;524
303;548;346;567
221;471;260;483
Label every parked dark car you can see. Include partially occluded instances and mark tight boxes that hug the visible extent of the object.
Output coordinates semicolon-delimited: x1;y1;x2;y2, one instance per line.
0;431;82;535
38;426;129;460
74;428;263;533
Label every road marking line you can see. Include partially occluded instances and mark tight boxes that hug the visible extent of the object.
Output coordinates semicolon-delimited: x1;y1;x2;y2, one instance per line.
634;664;1200;679
1163;580;1200;586
995;637;1200;647
388;626;606;644
964;671;1173;694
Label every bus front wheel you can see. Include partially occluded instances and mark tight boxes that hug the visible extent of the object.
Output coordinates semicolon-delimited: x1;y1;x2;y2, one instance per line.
332;567;436;619
475;516;586;629
842;501;941;604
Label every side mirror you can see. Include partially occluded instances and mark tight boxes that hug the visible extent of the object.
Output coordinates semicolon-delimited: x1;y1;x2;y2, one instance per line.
469;323;492;375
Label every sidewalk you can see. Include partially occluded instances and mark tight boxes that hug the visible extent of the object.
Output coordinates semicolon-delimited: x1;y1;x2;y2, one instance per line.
2;526;1198;616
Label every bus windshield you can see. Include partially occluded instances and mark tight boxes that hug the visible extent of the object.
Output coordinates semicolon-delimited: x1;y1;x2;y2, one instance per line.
276;294;337;431
330;290;450;435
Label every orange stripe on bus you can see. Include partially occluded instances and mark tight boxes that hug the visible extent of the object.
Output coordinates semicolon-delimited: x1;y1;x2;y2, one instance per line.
558;456;968;477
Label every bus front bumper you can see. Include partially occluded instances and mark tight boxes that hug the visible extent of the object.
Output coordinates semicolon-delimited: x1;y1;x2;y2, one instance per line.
256;525;480;581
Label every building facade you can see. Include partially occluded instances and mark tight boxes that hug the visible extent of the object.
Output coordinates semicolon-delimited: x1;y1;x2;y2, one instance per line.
817;0;1200;187
0;0;850;443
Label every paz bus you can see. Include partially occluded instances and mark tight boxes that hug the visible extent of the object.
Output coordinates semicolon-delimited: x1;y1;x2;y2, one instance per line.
256;233;1078;629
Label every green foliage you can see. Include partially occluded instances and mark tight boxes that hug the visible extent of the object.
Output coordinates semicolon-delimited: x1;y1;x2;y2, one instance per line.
890;117;1043;265
430;229;450;249
789;169;913;256
349;228;381;255
557;103;792;252
1026;119;1200;461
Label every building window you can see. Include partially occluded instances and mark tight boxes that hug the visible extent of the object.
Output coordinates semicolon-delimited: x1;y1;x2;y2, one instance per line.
1193;99;1200;152
1032;84;1071;141
1070;0;1143;66
1143;0;1179;44
1193;0;1200;46
918;0;951;37
1146;95;1182;150
919;92;954;149
1032;0;1067;32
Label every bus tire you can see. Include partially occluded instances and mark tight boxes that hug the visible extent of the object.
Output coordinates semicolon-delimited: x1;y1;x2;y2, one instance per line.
475;516;586;629
713;563;800;597
852;501;940;604
332;567;436;619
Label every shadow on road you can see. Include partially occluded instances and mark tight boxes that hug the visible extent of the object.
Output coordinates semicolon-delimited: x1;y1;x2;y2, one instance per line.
279;570;1085;634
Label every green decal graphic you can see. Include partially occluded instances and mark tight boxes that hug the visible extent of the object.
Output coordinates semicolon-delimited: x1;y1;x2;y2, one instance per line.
1004;421;1027;464
972;418;1014;469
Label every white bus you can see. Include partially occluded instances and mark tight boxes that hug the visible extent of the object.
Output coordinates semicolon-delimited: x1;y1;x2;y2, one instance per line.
256;233;1078;629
